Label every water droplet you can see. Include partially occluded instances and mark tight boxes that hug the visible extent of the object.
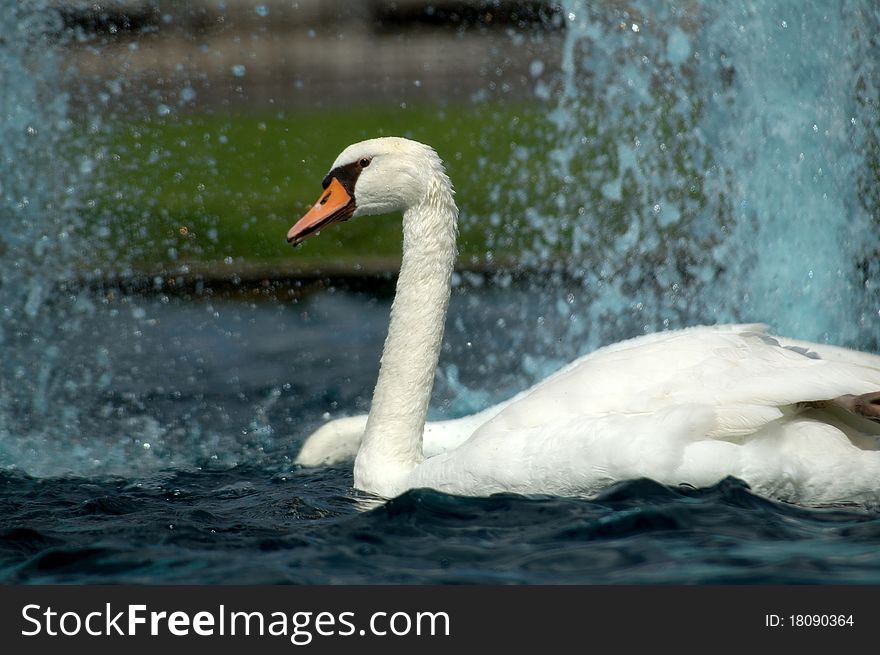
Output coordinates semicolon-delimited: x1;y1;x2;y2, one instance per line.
567;12;576;22
781;20;788;28
631;23;640;32
231;64;247;77
812;124;818;132
255;4;269;17
143;442;151;450
157;103;171;116
180;86;197;103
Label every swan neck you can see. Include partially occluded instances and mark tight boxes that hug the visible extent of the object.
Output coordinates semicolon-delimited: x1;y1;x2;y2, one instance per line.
354;174;457;497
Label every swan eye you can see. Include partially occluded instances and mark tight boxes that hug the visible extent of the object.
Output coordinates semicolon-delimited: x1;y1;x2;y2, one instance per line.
359;158;371;168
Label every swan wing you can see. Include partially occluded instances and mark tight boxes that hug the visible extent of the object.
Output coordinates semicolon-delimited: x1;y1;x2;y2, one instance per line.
295;415;369;466
296;399;515;466
402;324;880;503
473;324;880;442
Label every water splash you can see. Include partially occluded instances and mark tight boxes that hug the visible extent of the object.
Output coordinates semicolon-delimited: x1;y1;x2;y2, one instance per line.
0;1;154;475
0;2;278;476
0;3;87;444
538;0;879;352
696;2;879;346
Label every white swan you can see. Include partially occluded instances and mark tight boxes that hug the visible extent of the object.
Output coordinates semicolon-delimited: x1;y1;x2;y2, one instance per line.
288;136;880;505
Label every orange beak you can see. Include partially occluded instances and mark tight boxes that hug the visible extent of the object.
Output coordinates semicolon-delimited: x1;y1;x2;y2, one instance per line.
287;178;356;245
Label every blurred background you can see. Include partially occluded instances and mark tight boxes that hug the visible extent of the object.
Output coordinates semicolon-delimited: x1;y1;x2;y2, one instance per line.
36;0;568;276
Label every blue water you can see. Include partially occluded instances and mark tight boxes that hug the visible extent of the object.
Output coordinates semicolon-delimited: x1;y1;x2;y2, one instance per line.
528;0;880;356
2;286;880;584
7;466;880;584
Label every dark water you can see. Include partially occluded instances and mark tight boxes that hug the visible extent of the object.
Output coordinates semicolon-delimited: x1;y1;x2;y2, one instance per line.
5;469;880;584
2;285;880;584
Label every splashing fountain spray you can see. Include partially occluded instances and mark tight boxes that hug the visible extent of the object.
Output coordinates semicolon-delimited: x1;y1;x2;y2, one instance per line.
536;1;879;355
0;3;94;457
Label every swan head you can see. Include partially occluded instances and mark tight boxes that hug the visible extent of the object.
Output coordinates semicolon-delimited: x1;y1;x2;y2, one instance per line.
287;137;445;245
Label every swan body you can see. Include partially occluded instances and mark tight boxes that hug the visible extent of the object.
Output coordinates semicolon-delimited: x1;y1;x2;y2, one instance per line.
295;334;880;467
288;137;880;505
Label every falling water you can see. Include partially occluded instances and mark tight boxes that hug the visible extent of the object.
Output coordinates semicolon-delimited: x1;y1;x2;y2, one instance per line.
0;2;95;458
699;1;879;344
0;1;173;475
530;0;879;359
